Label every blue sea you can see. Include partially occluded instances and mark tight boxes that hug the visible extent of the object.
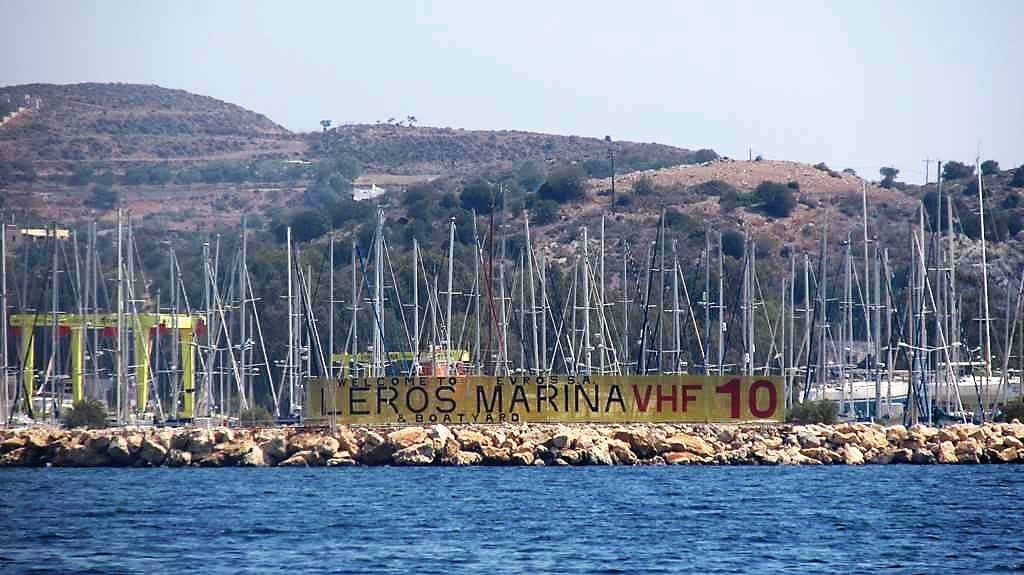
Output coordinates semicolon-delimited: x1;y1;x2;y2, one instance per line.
1;466;1022;574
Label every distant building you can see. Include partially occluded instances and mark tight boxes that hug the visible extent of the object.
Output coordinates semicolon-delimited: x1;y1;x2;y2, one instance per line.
353;183;387;202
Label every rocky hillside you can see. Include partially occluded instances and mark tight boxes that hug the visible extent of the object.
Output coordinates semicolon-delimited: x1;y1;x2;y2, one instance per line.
0;83;299;162
312;123;716;176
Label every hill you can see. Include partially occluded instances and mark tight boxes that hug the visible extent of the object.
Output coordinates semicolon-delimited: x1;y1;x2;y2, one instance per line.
311;123;716;177
0;83;299;162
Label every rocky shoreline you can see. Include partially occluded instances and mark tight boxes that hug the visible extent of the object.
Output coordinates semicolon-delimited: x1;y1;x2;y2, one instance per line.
2;421;1023;468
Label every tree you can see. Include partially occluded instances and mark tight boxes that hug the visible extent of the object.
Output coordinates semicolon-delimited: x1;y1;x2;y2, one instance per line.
459;180;497;214
943;161;974;181
290;209;329;243
633;176;655;197
85;184;118;211
753;181;795;218
879;166;899;189
980;160;1000;176
1013;165;1024;188
721;230;745;259
537;165;587;204
530;198;561;225
62;398;108;428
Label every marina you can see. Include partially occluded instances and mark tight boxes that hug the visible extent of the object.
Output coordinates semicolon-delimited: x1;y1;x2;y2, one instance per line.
2;159;1022;428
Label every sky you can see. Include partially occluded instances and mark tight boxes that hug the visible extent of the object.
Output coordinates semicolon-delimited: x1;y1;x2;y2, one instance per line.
2;0;1021;183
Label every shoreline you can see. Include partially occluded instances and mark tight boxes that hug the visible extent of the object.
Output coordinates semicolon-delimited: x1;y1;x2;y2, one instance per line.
1;421;1022;468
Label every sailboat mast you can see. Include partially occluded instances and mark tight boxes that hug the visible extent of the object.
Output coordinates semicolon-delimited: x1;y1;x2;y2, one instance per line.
976;156;993;417
717;232;724;377
116;210;124;424
446;217;455;359
412;237;419;372
328;231;334;379
1;222;7;421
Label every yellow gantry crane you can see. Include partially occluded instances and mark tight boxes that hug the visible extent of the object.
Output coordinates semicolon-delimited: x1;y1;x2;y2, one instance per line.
9;312;202;419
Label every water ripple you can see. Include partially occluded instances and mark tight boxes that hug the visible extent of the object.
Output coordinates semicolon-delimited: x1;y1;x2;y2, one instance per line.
0;466;1022;574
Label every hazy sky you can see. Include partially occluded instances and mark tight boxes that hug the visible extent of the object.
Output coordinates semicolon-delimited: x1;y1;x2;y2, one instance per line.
2;1;1021;183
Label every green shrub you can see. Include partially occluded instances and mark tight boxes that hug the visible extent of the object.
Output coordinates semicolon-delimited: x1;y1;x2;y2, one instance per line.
998;398;1024;422
980;160;1000;176
239;405;276;427
786;400;838;424
943;161;974;181
537;165;587;204
691;179;739;197
1011;165;1024;188
633;176;655;196
720;230;745;259
459;180;498;214
62;398;108;428
530;197;561;225
879;166;899;189
753;181;795;218
614;194;633;207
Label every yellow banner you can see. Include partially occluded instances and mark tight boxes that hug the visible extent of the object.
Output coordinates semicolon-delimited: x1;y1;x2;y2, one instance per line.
306;375;784;425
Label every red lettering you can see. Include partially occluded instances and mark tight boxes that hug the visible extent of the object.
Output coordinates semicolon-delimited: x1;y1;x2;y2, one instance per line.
656;384;677;412
749;380;778;418
632;385;653;412
716;378;742;418
681;384;701;412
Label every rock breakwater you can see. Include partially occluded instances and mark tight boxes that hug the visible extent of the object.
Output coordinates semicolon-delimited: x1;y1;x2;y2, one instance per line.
2;421;1023;467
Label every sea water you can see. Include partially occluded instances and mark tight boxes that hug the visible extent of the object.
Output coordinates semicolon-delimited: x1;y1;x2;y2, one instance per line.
1;466;1022;574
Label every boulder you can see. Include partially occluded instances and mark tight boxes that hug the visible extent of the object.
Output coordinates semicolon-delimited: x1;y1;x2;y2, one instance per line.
392;442;435;466
279;450;316;467
239;446;266;467
800;447;840;464
165;449;192;467
316;436;340;459
664;451;703;465
885;425;908;443
584;443;614;466
185;429;215;455
936;441;958;464
107;436;134;465
261;436;288;465
23;429;51;450
1003;436;1023;449
427;424;455;450
910;449;935;465
657;433;715;457
1;435;25;452
509;450;535;466
286;432;321;455
480;445;511;465
612;428;656;458
0;447;35;467
453;429;491;452
138;438;168;466
992;447;1018;463
326;452;357;466
841;444;864;465
358;431;392;465
608;440;639;466
549;429;576;450
387;427;429;450
557;448;583;465
890;448;914;464
53;444;109;467
451;451;483;466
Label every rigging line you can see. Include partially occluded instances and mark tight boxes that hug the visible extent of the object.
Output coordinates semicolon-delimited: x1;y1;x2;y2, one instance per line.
381;237;416;374
7;234;57;422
